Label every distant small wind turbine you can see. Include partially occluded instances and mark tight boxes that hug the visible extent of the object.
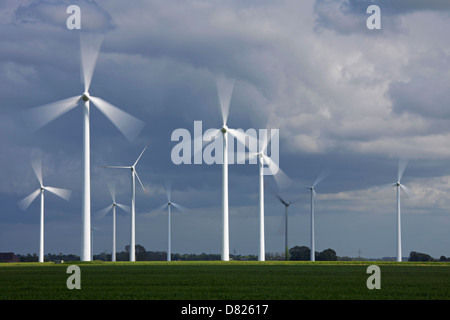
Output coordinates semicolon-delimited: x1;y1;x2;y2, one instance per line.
392;160;411;262
95;184;130;262
17;159;71;263
273;192;295;261
91;226;99;261
306;170;329;262
153;182;187;262
22;33;145;261
103;145;148;262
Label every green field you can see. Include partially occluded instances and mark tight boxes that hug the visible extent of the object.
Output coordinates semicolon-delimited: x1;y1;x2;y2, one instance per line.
0;261;449;300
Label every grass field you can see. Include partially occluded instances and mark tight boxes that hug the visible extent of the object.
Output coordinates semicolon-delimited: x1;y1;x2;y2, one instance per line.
0;261;449;300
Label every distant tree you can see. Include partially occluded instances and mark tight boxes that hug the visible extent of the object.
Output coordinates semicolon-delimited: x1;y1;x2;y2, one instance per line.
136;245;147;261
439;256;447;262
318;248;337;261
408;251;434;262
289;246;310;261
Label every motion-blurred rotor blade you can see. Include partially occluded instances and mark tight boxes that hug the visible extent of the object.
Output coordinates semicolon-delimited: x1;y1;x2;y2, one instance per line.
153;203;168;213
274;193;287;206
313;170;329;188
23;96;81;132
171;202;188;213
116;203;131;214
216;77;235;126
90;96;145;142
134;144;148;167
95;204;113;221
31;159;43;187
400;183;412;197
44;187;71;201
262;155;293;190
80;33;103;92
107;182;116;203
164;180;172;202
102;165;131;169
228;128;258;151
397;159;408;182
18;189;41;211
134;170;147;195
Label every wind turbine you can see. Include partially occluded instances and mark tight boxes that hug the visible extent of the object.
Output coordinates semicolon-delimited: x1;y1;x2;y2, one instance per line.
95;184;130;262
17;159;71;263
22;33;145;261
393;160;411;262
274;193;295;261
206;77;253;261
103;145;148;262
306;170;328;262
153;182;187;262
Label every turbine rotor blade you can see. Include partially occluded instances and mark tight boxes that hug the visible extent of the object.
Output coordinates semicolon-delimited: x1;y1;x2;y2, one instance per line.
134;144;148;167
228;128;258;151
18;189;41;211
171;202;188;213
134;170;147;195
44;187;71;201
23;96;81;132
216;77;235;126
107;182;116;203
95;204;113;221
313;170;329;188
397;159;408;182
164;180;172;202
277;195;287;206
90;96;145;142
116;203;131;214
31;159;43;187
262;155;293;190
80;33;103;92
154;203;168;213
102;166;131;169
400;183;412;197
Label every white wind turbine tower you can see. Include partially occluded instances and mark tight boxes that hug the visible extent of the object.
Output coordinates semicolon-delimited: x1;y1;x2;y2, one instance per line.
306;170;328;262
18;159;71;263
206;77;253;261
154;182;187;262
103;145;148;262
96;184;130;262
22;34;145;261
392;160;411;262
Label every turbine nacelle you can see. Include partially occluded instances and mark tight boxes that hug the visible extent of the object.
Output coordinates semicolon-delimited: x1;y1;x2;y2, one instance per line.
221;125;228;133
81;92;90;102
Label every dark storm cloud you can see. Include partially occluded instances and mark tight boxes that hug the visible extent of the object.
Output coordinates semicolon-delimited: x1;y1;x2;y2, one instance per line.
389;48;450;121
389;76;450;119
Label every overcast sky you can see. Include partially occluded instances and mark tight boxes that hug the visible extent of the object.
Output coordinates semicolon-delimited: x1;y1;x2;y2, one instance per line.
1;0;449;259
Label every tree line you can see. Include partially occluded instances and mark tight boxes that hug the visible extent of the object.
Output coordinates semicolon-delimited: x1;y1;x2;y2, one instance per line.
16;245;450;262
